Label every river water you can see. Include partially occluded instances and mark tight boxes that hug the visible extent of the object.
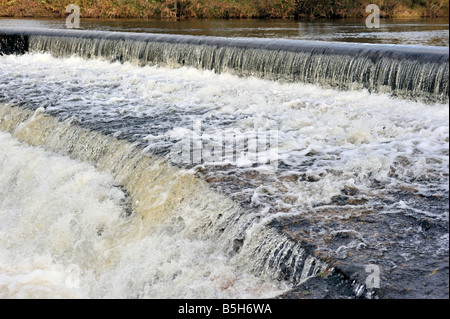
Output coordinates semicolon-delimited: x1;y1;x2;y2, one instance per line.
0;17;449;46
0;18;448;299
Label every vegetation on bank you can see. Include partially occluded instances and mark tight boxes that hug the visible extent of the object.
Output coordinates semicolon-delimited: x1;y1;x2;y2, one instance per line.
0;0;449;19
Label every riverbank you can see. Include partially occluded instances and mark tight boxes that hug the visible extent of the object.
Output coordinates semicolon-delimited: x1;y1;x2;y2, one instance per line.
1;0;449;20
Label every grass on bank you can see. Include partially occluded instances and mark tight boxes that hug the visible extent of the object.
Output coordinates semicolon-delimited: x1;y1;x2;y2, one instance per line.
0;0;449;19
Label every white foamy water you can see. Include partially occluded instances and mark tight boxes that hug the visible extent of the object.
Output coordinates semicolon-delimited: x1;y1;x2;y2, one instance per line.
0;131;289;298
0;52;448;298
0;52;448;222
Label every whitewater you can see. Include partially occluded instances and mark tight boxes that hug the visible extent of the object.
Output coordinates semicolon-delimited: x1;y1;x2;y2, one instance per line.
0;30;448;299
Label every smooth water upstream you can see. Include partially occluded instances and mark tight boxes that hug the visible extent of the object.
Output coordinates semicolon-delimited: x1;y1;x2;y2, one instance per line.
1;17;449;46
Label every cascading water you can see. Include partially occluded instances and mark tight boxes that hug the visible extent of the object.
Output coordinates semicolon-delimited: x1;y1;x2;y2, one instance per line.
0;28;448;299
0;104;326;298
0;28;448;103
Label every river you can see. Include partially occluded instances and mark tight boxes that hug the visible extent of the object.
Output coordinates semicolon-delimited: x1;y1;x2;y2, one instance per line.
0;17;448;299
0;17;449;46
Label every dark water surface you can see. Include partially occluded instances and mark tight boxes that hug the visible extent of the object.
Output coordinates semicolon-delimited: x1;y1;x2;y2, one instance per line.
1;17;448;46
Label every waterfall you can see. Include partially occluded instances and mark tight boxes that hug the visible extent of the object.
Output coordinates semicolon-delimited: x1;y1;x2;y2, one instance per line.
1;27;448;299
0;103;329;298
1;28;448;103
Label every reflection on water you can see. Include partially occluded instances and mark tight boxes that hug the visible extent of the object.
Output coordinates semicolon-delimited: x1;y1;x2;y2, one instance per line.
0;17;448;46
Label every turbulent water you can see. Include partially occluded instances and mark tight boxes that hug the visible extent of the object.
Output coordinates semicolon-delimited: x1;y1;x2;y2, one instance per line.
0;29;448;299
0;109;294;299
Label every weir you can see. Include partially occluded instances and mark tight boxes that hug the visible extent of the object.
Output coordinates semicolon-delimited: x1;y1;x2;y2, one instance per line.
0;27;448;103
1;28;448;299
